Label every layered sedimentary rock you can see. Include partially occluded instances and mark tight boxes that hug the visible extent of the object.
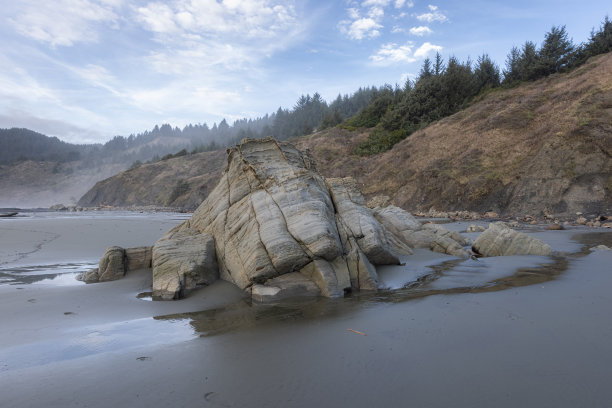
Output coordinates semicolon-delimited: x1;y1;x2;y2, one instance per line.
152;229;218;300
372;206;471;258
151;138;471;301
472;222;553;256
78;246;151;283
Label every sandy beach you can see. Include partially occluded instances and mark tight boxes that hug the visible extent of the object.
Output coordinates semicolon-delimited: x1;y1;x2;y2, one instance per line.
1;211;612;407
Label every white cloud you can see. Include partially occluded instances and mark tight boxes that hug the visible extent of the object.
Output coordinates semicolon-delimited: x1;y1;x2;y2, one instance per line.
414;42;442;58
9;0;120;47
341;18;383;40
340;0;415;40
370;41;442;65
415;4;448;23
410;26;433;36
394;0;414;8
362;0;391;7
370;42;416;64
135;0;297;40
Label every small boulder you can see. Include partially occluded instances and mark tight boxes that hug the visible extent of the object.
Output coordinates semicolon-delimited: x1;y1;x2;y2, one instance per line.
77;268;101;283
466;224;486;233
575;216;588;225
152;230;218;300
98;246;127;282
547;224;564;230
472;222;553;257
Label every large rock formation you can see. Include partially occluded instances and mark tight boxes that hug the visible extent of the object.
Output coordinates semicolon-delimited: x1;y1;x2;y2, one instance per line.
151;138;470;301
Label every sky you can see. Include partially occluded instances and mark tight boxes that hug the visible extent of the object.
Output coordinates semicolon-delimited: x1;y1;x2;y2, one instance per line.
0;0;609;144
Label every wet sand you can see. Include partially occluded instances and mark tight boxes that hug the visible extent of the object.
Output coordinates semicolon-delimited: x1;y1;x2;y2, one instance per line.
1;212;612;407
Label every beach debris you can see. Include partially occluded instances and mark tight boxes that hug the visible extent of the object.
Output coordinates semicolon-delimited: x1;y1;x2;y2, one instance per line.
347;329;367;336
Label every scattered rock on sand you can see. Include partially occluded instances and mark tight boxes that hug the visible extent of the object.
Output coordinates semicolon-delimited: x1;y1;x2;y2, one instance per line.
472;222;553;257
466;224;485;233
575;216;588;225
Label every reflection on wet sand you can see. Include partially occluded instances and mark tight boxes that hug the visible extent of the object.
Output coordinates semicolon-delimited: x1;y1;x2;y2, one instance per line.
157;232;611;338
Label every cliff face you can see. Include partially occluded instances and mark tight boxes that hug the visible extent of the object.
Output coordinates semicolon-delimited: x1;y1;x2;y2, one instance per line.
78;53;612;217
77;149;226;209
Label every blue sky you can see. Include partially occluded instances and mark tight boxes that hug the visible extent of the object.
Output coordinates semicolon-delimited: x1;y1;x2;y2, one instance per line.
0;0;609;144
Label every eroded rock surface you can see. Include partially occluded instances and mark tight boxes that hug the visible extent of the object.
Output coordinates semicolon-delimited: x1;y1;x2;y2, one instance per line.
373;206;471;258
161;138;422;300
472;222;553;256
152;229;218;300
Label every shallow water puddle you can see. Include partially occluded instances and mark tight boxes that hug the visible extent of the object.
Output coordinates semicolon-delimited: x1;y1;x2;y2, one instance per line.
155;231;612;338
0;317;195;372
0;262;95;285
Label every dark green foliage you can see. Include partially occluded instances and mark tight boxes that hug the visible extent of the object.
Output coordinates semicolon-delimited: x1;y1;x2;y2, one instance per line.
344;86;396;128
585;16;612;55
535;25;575;76
475;54;501;90
0;128;87;165
354;129;407;156
166;179;190;206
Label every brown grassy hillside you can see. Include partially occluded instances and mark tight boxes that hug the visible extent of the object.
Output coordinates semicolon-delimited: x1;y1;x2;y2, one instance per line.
77;149;226;209
296;52;612;217
78;53;612;217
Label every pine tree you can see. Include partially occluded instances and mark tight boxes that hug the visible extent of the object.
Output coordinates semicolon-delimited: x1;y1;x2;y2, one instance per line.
536;25;574;76
475;53;501;90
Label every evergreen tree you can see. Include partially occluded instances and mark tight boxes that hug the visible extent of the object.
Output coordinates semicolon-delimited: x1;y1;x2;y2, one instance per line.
475;53;501;90
518;41;539;80
503;46;522;84
536;25;575;76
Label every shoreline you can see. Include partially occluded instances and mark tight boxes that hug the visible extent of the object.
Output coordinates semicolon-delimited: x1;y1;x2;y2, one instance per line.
1;211;611;407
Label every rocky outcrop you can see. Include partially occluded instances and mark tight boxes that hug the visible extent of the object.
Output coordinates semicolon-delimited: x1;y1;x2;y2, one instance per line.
152;229;218;300
472;222;553;256
157;138;394;299
148;138;472;301
372;206;471;258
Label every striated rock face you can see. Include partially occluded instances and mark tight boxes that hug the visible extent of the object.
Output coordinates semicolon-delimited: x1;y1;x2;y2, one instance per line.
125;246;152;270
372;206;471;258
152;229;218;300
150;138;474;301
472;222;553;257
78;246;126;283
81;138;475;300
156;138;402;300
